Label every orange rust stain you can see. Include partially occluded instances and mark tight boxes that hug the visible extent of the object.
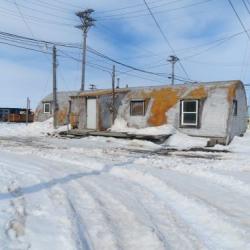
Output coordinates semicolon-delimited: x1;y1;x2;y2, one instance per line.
227;84;238;102
127;86;210;126
57;108;68;125
127;88;180;126
148;88;179;126
70;112;78;128
185;86;207;99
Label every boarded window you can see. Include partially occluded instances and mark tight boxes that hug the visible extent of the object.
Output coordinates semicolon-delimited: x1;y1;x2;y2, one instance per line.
43;103;51;114
233;100;237;116
130;100;145;116
181;100;199;127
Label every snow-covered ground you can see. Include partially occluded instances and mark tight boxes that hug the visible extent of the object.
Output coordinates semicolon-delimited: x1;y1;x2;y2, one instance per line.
0;122;250;250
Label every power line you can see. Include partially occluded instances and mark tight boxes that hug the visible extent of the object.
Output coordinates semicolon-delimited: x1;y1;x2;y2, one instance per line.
13;0;37;39
87;47;167;77
4;0;76;22
0;6;74;27
95;0;184;19
0;28;246;69
181;32;242;60
96;0;213;21
227;0;250;41
0;29;201;85
242;0;250;14
27;0;75;13
0;40;52;54
96;0;175;14
142;0;190;79
58;48;168;78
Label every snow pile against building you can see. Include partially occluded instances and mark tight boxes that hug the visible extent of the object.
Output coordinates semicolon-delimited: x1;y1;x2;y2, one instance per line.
0;118;68;137
111;118;208;148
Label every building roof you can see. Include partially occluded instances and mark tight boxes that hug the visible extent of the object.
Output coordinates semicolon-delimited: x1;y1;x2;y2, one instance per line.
40;80;244;100
69;80;243;97
41;91;80;102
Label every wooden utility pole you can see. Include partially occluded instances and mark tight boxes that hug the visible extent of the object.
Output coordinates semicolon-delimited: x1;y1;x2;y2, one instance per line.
26;97;30;126
112;65;116;124
53;45;58;129
168;55;179;85
76;9;95;91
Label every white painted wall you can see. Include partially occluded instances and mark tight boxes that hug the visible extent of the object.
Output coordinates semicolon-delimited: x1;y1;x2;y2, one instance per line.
170;88;229;138
87;98;97;130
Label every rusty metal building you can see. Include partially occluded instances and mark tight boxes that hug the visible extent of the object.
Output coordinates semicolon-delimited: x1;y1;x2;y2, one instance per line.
34;91;79;125
69;80;248;144
35;80;248;144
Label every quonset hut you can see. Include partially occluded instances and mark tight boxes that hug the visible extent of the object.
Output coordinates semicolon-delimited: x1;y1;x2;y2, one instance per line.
68;80;248;144
35;91;79;125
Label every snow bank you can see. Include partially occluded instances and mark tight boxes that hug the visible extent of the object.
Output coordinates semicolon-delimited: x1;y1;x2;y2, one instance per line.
165;131;209;149
110;118;176;135
111;118;208;148
217;130;250;153
0;118;68;137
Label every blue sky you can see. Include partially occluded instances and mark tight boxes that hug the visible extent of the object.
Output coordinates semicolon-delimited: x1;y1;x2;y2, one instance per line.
0;0;250;109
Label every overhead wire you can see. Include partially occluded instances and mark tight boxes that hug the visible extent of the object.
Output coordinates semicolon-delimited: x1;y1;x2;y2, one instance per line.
142;0;190;80
95;0;185;19
95;0;213;21
242;0;250;14
4;0;76;22
227;0;250;40
96;0;178;14
0;6;74;27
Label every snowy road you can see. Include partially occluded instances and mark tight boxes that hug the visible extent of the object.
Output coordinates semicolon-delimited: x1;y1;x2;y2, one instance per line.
0;133;250;250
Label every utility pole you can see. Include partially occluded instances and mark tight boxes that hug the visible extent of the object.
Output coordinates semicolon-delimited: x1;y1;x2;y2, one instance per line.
26;97;30;126
116;78;120;88
89;84;96;90
53;45;58;129
167;55;179;85
76;9;95;92
112;65;116;124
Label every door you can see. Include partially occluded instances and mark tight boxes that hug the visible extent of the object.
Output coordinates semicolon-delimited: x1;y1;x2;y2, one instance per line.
87;98;97;129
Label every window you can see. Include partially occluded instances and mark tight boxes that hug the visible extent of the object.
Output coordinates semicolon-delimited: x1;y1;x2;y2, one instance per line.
181;100;199;127
43;103;51;114
233;100;237;116
130;100;145;116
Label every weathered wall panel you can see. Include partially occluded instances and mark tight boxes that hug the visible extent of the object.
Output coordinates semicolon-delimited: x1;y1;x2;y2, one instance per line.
227;84;248;142
35;91;79;125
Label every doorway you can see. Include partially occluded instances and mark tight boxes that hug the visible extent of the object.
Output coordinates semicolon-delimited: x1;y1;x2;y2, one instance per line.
87;98;97;130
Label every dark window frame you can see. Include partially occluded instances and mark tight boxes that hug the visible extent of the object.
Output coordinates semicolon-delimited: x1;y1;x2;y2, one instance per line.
180;99;200;128
43;102;51;114
130;100;145;116
233;100;238;116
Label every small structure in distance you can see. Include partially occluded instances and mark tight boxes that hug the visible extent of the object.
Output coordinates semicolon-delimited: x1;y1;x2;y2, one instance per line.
0;108;33;123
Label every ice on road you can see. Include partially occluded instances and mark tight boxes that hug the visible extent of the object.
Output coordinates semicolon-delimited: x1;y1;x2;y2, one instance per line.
0;122;250;249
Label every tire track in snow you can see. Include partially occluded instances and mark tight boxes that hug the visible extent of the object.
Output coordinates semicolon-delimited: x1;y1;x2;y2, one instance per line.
144;167;250;230
89;174;206;250
111;168;250;250
174;167;250;197
82;179;166;250
66;196;93;250
63;181;122;250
